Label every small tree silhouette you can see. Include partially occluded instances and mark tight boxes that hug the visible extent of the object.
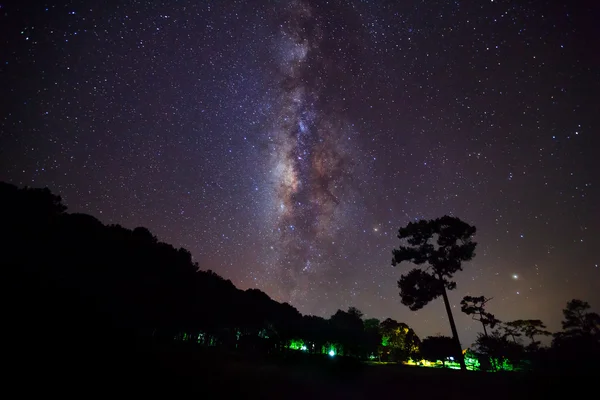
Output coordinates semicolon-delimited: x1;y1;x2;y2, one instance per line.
561;299;600;337
506;320;550;349
552;299;600;369
473;330;524;371
392;216;477;370
500;321;523;343
460;295;500;337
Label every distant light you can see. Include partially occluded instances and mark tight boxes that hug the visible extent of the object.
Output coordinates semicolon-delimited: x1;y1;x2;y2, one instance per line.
328;350;335;357
448;356;454;361
512;274;518;280
301;345;307;351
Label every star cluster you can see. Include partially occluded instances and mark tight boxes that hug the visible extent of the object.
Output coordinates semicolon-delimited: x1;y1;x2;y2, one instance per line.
1;0;598;346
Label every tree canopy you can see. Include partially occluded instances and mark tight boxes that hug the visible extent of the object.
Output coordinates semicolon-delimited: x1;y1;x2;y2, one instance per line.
504;320;550;349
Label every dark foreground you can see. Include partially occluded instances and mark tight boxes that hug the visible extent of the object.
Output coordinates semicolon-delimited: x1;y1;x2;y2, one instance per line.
13;340;597;399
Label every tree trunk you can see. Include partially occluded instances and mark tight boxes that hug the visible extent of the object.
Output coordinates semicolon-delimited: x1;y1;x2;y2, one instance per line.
482;323;499;371
440;284;466;370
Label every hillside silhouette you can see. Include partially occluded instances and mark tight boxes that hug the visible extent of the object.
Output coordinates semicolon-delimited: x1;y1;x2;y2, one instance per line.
2;181;414;395
3;182;599;397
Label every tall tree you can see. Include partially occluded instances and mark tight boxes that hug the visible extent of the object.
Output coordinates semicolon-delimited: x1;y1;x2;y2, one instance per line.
460;295;500;337
392;216;477;370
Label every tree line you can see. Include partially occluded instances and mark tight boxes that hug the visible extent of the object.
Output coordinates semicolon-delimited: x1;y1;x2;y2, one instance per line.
3;182;598;373
2;182;418;362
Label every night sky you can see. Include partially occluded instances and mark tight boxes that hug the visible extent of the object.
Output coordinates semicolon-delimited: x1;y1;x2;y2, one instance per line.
1;0;599;346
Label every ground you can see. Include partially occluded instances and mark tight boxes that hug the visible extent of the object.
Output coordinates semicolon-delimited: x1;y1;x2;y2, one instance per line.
15;341;596;398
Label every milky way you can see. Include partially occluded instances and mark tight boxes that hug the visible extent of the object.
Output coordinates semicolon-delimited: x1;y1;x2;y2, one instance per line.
266;1;360;302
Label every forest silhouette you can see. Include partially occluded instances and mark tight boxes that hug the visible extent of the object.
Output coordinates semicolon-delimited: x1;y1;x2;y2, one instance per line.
3;182;599;397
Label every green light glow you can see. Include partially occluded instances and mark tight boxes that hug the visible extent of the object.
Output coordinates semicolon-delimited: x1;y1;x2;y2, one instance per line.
404;350;526;372
320;344;341;356
381;336;390;347
464;351;481;371
288;339;305;351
